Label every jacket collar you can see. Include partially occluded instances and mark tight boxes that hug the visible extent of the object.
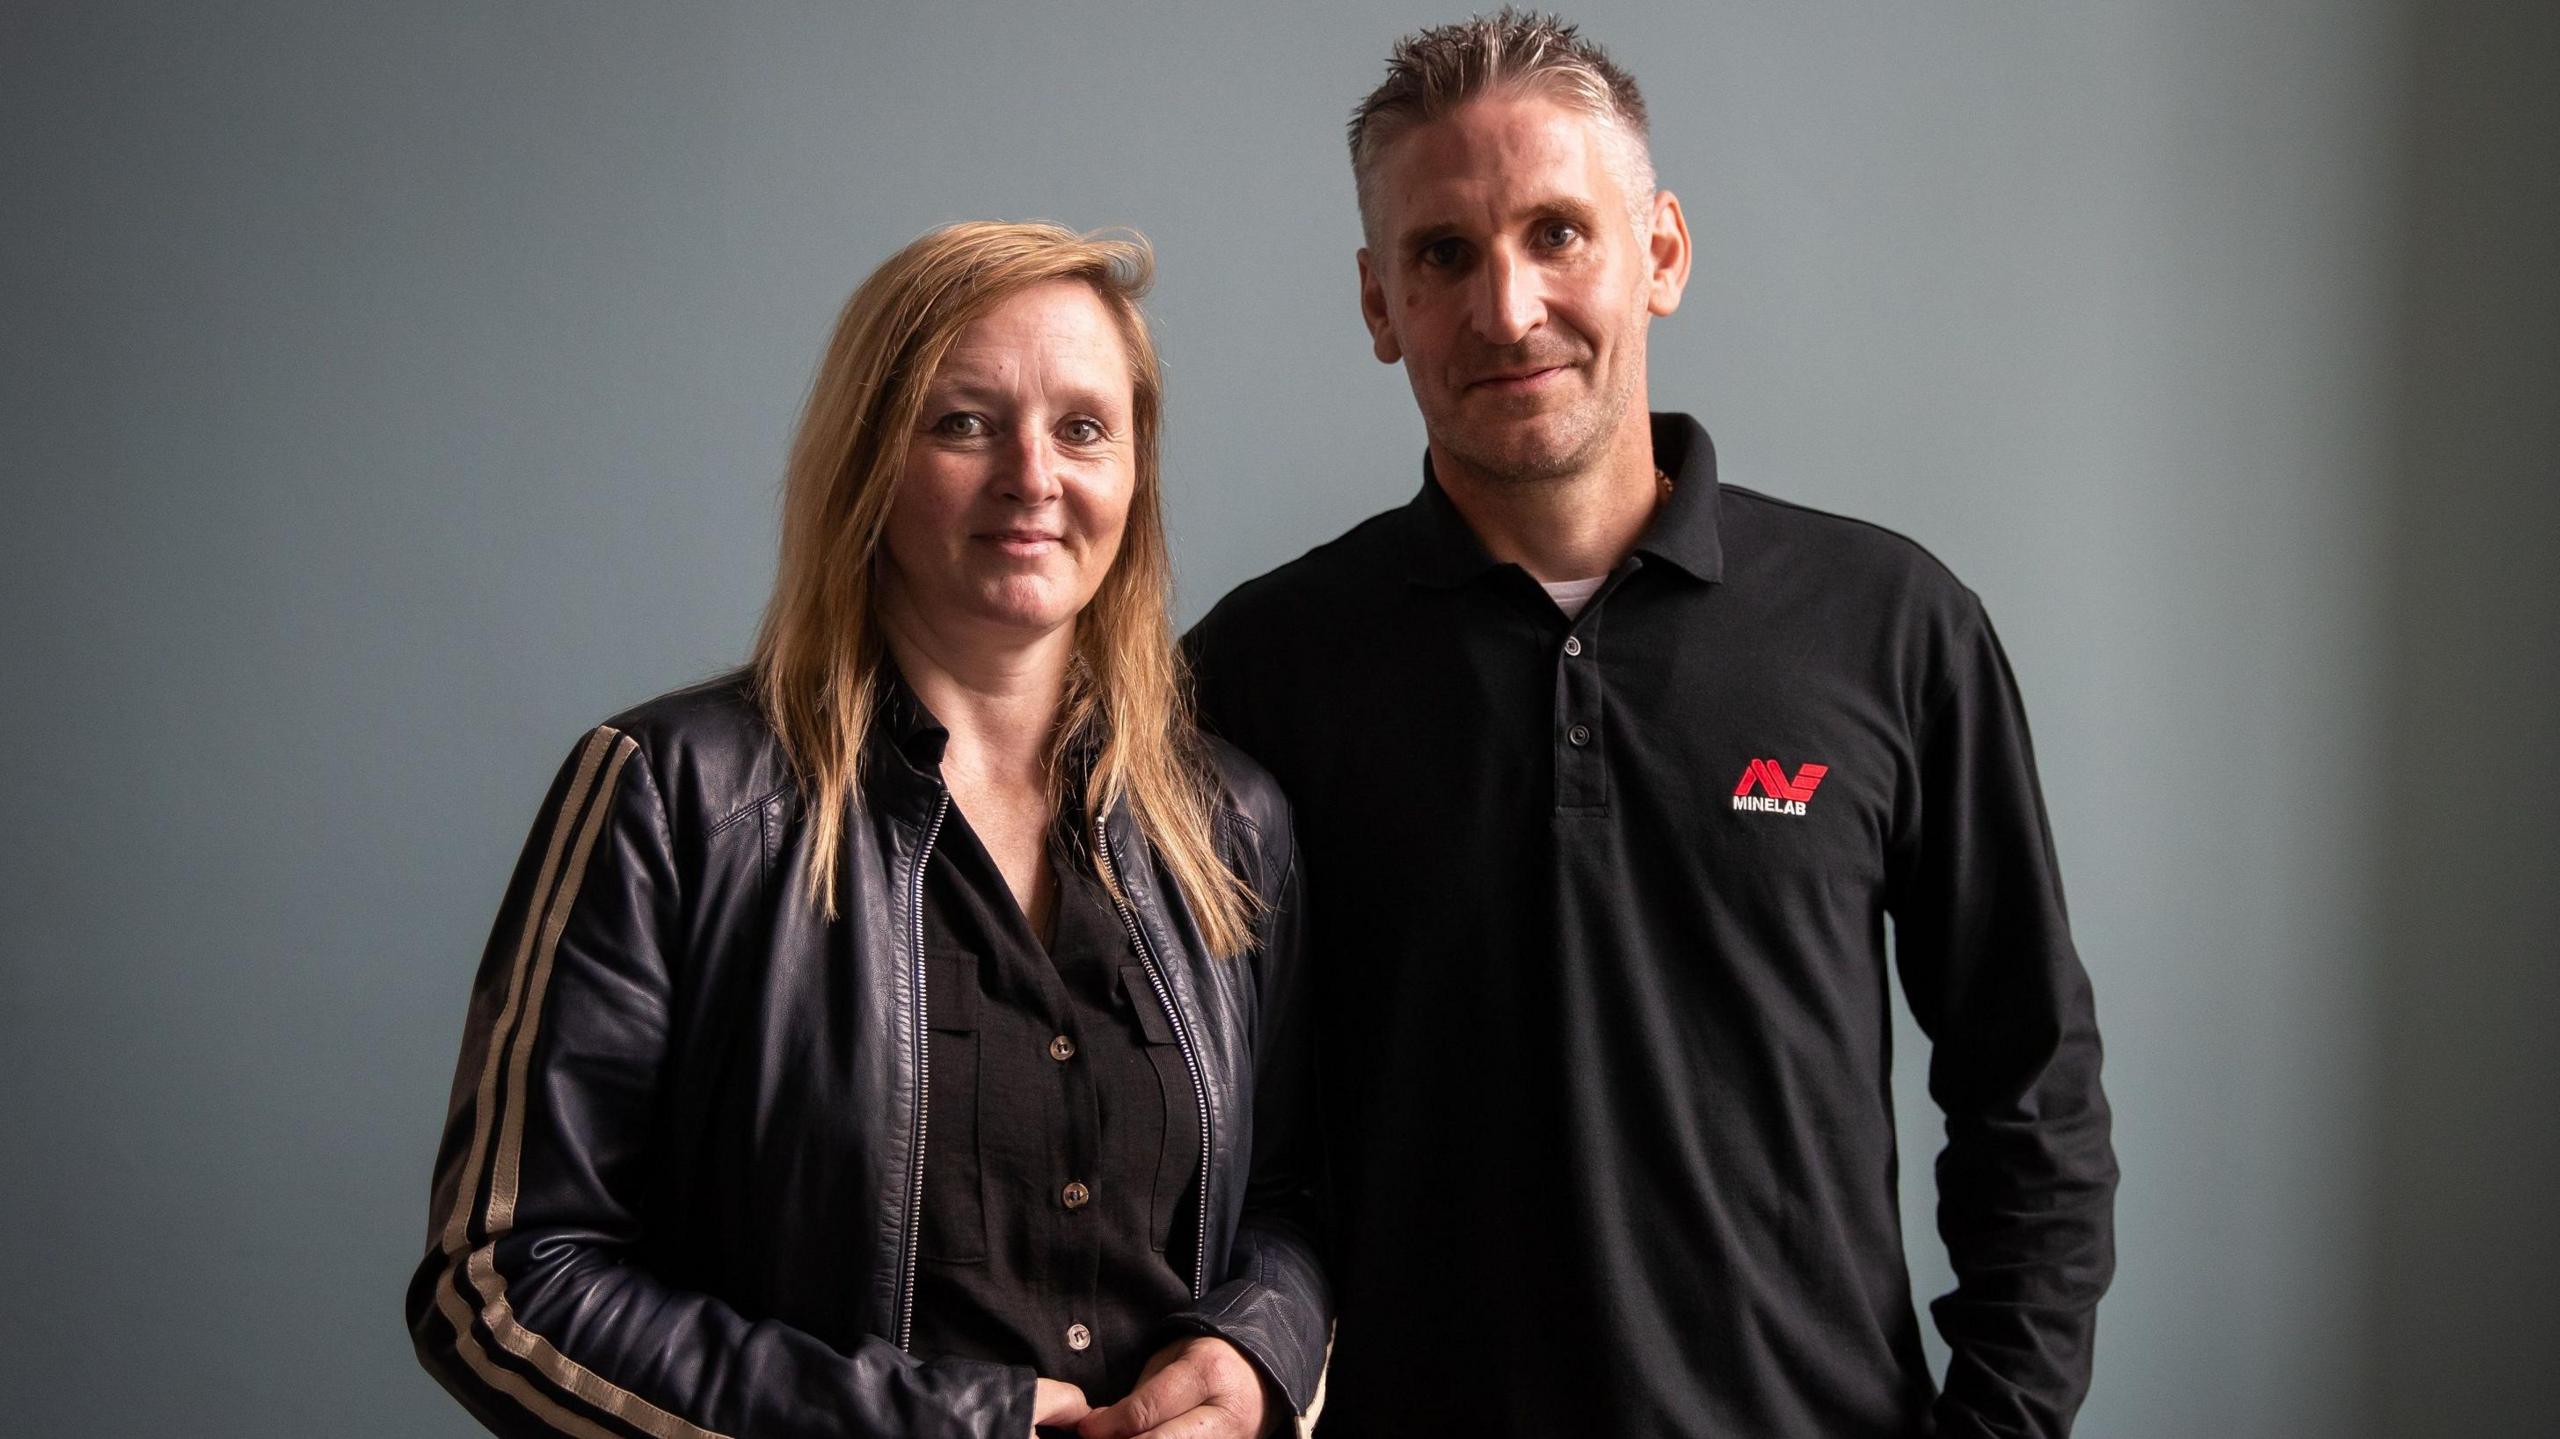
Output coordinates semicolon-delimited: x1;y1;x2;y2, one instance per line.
1401;411;1725;587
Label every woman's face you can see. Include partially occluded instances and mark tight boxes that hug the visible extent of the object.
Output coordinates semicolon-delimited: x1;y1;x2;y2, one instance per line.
881;279;1138;648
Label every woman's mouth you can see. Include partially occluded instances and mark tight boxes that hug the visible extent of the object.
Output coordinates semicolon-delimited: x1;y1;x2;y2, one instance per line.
980;530;1063;556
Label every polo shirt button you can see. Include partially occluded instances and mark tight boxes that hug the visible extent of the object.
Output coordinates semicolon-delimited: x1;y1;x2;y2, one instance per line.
1567;723;1592;747
1066;1322;1092;1351
1563;635;1583;657
1048;1034;1076;1062
1062;1180;1091;1209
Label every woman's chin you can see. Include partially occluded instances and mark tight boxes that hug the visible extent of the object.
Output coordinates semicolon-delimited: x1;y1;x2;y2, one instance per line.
956;582;1084;640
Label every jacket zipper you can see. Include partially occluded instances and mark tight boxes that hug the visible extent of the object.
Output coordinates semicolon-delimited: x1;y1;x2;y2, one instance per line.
896;789;952;1353
1093;813;1213;1300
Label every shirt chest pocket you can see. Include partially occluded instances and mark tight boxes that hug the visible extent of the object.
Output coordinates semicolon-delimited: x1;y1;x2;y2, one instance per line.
921;949;987;1264
1121;966;1202;1258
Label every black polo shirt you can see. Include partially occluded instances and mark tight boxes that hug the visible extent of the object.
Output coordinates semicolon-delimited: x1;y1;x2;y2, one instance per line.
1186;414;2116;1438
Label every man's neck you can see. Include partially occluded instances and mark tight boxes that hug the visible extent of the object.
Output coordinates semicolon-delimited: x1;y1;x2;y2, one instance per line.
1433;410;1662;583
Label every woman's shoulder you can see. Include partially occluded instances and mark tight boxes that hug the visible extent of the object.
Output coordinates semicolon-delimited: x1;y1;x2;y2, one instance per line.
596;668;799;837
1195;730;1294;878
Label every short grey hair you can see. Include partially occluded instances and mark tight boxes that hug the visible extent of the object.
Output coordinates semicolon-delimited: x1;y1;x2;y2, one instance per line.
1348;8;1656;247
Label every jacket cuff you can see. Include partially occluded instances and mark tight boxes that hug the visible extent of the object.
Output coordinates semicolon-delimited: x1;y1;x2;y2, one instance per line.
1152;1281;1322;1422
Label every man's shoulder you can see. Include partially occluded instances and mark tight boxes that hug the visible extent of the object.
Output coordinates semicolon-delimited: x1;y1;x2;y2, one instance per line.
1719;482;1984;623
1192;501;1411;643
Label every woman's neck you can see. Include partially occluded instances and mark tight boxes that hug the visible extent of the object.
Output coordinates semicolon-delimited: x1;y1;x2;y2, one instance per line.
876;595;1072;793
876;590;1076;939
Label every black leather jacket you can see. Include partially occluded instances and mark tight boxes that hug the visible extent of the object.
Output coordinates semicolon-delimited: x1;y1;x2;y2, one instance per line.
406;673;1329;1438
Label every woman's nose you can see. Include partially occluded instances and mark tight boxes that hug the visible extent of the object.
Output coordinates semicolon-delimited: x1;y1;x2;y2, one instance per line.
996;428;1064;505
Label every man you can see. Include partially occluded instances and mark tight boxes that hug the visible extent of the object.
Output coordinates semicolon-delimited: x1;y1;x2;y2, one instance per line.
1187;11;2117;1438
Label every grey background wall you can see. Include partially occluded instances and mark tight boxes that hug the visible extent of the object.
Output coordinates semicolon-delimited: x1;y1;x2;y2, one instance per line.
3;1;2551;1434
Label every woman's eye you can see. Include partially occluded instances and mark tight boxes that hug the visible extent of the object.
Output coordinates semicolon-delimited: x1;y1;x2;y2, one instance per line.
931;411;988;438
1060;417;1106;445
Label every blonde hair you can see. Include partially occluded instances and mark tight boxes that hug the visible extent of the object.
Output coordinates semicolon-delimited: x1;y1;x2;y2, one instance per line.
751;221;1257;957
1348;8;1656;245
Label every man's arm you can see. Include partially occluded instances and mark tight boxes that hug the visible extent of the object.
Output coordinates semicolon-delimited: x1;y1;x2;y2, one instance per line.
1889;607;2119;1438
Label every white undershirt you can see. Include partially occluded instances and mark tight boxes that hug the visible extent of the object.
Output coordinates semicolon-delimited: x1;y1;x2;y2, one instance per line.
1539;576;1608;619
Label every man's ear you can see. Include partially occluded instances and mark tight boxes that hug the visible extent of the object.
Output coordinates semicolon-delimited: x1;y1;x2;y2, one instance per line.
1357;248;1403;364
1646;189;1693;318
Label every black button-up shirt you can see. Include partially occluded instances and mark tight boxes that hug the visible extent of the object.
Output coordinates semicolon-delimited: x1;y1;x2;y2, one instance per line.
1187;414;2116;1438
887;687;1202;1404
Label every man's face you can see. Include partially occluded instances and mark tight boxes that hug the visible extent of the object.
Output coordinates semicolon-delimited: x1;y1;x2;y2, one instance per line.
1358;94;1688;486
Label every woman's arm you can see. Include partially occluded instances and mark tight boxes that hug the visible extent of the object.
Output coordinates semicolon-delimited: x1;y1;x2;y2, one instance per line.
1111;797;1332;1436
406;724;1041;1439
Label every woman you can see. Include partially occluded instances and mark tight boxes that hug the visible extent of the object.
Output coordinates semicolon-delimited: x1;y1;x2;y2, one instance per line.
406;223;1328;1439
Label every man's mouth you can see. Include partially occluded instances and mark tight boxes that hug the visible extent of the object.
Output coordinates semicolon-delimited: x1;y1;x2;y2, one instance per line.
1466;364;1572;394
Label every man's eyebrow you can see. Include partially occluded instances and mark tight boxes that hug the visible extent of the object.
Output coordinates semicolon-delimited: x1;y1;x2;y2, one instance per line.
1535;196;1606;227
1394;219;1463;254
1393;196;1609;254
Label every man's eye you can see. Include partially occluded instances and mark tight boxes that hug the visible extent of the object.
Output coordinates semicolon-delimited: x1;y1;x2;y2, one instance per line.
931;412;989;438
1538;221;1582;248
1059;417;1107;445
1420;238;1467;268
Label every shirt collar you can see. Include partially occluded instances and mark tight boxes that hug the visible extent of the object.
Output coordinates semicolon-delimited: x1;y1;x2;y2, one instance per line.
873;660;1106;784
874;664;952;775
1401;411;1725;587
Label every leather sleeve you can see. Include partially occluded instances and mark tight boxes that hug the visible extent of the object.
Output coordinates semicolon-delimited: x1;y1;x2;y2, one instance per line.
1160;802;1334;1421
1888;610;2118;1438
405;724;1035;1439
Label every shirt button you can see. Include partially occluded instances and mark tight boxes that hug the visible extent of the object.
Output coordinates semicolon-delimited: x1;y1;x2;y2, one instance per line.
1563;635;1583;657
1061;1181;1090;1209
1048;1034;1076;1062
1066;1322;1092;1351
1567;723;1592;747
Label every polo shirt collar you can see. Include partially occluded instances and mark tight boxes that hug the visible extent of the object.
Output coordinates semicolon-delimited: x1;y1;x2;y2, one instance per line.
1400;411;1725;586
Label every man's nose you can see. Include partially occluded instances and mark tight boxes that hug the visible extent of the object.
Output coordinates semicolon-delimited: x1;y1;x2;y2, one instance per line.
1470;246;1543;346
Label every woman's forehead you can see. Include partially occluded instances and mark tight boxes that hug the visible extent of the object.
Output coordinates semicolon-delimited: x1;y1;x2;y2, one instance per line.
933;282;1132;397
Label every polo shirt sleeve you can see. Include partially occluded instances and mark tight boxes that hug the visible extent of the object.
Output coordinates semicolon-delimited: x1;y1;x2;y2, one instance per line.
1887;601;2119;1438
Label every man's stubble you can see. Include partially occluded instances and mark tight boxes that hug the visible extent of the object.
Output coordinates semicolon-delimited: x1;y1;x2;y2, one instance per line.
1425;296;1651;492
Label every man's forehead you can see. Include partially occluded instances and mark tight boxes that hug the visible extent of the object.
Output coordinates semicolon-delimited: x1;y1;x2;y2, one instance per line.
1384;94;1609;174
1375;99;1620;236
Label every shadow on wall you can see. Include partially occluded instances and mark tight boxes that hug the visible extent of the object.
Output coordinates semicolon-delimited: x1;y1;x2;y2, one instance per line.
2366;2;2560;1434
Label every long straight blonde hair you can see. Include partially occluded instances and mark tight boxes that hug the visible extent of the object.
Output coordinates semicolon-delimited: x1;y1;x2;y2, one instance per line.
750;221;1256;958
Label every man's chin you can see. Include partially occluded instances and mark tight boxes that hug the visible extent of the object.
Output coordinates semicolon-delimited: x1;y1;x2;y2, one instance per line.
1432;414;1600;487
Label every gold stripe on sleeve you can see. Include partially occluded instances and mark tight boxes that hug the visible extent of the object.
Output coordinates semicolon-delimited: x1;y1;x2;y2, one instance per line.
432;1271;623;1439
444;728;737;1439
489;732;635;1232
439;725;616;1257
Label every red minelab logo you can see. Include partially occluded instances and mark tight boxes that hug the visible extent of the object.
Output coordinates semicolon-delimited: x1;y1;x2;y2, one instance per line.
1732;758;1828;817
